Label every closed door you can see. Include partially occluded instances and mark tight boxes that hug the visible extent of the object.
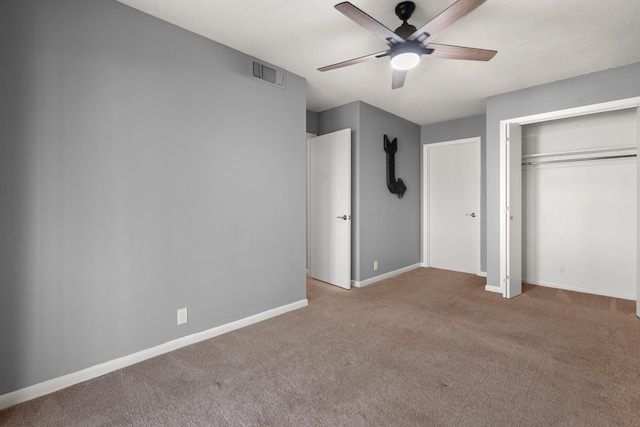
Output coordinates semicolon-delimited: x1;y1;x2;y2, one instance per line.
423;138;480;274
308;129;351;289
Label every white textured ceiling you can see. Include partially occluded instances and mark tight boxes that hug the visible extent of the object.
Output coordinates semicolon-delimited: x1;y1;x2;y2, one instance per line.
117;0;640;125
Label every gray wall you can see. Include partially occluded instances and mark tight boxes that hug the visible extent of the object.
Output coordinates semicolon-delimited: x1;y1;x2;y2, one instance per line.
485;62;640;291
318;102;421;282
0;0;307;395
359;103;421;281
421;115;487;272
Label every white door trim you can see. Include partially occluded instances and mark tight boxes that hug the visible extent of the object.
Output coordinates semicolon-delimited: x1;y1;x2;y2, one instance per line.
306;132;316;276
499;96;640;298
422;137;481;274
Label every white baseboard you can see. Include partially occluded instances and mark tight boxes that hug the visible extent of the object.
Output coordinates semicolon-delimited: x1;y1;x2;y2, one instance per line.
351;263;422;288
0;298;308;411
523;278;634;301
484;284;502;293
420;264;487;279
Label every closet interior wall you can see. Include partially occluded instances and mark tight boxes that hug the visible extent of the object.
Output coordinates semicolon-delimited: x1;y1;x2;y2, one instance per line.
522;108;638;300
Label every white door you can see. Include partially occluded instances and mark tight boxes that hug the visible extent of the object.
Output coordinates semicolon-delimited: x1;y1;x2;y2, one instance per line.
423;138;480;274
309;129;351;289
505;123;522;298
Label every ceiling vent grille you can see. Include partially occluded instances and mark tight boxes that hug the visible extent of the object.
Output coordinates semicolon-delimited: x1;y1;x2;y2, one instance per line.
251;59;286;89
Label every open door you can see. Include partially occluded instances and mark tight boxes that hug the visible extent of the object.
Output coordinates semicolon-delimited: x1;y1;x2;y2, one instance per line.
505;123;522;298
637;107;640;319
308;129;351;289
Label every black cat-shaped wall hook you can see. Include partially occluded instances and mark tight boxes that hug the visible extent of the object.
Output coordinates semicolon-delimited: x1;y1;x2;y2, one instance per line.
383;135;407;199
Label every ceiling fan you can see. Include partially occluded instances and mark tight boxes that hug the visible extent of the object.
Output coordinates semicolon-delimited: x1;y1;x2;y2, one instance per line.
318;0;497;89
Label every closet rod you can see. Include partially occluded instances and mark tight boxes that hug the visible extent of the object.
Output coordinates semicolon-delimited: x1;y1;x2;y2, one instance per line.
522;154;637;166
522;145;637;160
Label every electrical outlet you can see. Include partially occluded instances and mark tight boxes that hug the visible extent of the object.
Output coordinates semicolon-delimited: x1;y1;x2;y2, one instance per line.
374;260;378;271
177;307;188;325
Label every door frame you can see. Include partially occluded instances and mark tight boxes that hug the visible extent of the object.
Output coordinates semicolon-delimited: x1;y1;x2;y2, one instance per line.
499;96;640;299
422;137;481;274
306;132;315;276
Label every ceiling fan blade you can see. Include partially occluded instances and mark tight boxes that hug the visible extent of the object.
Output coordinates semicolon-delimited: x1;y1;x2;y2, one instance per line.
408;0;487;45
318;50;389;72
427;43;497;61
392;69;408;90
335;2;405;45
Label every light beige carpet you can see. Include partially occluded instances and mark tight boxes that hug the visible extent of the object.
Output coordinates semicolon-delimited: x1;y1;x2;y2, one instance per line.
1;267;639;426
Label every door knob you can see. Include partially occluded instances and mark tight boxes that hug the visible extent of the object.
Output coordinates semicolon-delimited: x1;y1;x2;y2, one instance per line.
336;215;350;220
466;213;476;218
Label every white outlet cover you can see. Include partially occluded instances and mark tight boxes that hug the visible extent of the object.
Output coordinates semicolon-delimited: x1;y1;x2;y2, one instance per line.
177;308;188;325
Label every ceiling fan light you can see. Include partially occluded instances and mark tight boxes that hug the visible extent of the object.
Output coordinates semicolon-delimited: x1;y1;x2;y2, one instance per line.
390;51;420;70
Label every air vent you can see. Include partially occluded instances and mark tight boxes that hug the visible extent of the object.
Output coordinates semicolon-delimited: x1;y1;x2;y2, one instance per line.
251;59;286;89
